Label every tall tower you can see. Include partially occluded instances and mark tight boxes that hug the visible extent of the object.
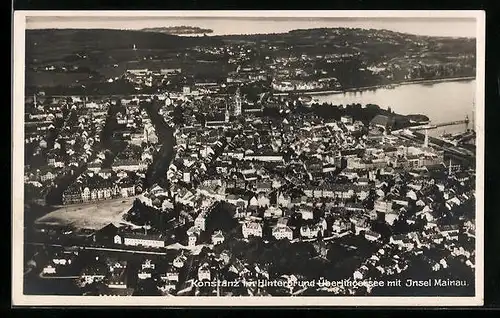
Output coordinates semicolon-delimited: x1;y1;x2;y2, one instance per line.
33;94;37;108
225;99;230;123
234;87;242;116
472;109;475;133
471;99;475;132
423;129;429;148
465;114;470;132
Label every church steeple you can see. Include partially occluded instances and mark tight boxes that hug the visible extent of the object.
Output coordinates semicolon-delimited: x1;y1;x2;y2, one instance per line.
234;87;242;116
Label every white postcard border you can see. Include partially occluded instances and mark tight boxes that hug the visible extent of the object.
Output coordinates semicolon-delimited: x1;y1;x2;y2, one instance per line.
12;10;486;307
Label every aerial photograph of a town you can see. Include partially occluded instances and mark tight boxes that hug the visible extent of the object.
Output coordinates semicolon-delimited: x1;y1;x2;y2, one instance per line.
15;12;481;302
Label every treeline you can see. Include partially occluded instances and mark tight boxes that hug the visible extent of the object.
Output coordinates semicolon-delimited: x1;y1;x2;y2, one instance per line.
261;101;425;131
25;78;137;96
125;199;175;232
99;100;128;168
45;164;87;205
26;29;224;64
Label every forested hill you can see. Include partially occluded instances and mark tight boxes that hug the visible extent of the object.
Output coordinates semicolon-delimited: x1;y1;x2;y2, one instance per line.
26;27;476;65
24;27;476;95
216;26;476;45
26;28;224;64
140;26;214;35
214;27;476;60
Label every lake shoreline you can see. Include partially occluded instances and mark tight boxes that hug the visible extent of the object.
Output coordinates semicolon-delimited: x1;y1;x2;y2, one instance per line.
273;76;476;96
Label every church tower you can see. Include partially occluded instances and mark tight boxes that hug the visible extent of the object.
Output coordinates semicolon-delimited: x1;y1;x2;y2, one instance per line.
234;87;242;116
423;129;429;148
225;99;230;123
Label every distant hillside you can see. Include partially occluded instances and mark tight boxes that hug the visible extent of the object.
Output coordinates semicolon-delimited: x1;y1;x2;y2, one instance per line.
140;26;213;35
214;27;476;58
26;28;223;63
24;27;476;95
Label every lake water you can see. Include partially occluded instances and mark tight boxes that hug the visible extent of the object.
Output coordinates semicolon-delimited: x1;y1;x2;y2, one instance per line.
313;79;477;137
27;17;477;38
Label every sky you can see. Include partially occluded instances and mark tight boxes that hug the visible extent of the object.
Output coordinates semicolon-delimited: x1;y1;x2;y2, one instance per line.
25;15;478;38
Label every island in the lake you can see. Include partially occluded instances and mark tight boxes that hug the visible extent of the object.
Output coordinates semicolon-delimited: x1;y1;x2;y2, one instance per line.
140;26;214;35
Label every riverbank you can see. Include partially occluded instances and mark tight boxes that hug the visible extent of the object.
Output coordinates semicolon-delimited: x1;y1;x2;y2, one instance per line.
398;76;476;87
273;76;476;97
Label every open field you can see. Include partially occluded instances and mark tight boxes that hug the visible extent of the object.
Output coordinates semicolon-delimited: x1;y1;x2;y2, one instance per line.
34;196;139;230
